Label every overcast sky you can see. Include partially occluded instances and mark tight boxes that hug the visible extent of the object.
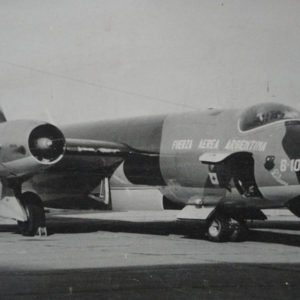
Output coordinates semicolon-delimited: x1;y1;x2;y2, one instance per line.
0;0;300;124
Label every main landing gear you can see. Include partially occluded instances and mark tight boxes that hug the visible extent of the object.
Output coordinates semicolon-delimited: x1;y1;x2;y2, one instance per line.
207;214;248;242
17;192;47;237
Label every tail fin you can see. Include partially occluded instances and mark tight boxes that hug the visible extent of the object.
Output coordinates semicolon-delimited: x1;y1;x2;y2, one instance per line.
0;106;7;122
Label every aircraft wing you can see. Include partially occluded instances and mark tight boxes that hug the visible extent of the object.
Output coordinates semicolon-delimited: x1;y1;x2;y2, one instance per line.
53;138;159;178
65;138;159;158
65;138;130;157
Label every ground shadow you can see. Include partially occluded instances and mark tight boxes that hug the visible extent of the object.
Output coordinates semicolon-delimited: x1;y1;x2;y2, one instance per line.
0;224;16;233
46;217;300;247
247;228;300;247
46;217;204;237
1;216;300;247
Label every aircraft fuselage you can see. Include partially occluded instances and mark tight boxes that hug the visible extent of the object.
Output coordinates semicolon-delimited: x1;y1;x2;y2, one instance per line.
33;103;300;211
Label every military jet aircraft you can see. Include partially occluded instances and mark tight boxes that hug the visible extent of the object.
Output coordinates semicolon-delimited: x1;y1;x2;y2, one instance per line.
1;102;300;242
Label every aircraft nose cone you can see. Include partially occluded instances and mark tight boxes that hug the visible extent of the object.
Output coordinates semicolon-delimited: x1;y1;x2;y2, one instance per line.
283;121;300;155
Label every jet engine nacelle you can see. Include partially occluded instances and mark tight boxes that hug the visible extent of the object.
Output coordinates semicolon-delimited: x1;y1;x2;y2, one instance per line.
0;120;65;178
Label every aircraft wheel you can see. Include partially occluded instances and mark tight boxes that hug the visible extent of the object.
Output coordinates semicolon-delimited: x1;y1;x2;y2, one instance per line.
17;192;45;237
207;215;230;242
228;219;248;242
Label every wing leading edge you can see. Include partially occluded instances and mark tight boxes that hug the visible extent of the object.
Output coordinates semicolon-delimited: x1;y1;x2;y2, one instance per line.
65;138;130;157
57;138;159;178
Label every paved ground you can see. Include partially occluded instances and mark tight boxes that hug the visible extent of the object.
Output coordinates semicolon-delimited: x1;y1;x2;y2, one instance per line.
1;210;300;299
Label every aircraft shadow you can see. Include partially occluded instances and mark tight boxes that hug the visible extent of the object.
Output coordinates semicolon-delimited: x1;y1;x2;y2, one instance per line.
1;217;300;247
0;224;16;233
246;229;300;247
46;217;203;237
45;217;300;247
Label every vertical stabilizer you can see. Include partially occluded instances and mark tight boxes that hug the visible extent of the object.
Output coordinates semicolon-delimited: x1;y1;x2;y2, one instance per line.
0;106;6;122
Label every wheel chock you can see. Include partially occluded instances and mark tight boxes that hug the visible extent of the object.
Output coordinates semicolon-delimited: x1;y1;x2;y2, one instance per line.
36;227;48;237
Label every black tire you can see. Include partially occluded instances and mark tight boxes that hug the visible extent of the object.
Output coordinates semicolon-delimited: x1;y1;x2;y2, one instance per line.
17;192;45;237
229;220;248;242
207;215;230;242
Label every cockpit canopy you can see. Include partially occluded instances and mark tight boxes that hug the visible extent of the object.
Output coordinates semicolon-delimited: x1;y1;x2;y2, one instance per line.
239;103;300;131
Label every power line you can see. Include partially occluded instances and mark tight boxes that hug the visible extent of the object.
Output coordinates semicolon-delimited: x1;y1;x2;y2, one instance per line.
0;60;196;110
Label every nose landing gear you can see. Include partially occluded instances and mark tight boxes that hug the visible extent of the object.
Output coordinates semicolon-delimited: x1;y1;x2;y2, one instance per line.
207;215;231;242
207;215;248;242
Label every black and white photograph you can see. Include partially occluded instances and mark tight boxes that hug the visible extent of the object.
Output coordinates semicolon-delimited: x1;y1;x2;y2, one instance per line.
1;0;300;299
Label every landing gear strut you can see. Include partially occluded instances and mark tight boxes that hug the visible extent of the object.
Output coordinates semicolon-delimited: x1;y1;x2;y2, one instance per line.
17;192;46;237
207;214;248;242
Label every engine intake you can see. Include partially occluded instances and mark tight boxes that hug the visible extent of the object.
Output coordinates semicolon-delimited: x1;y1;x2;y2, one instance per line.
0;120;66;178
29;124;65;163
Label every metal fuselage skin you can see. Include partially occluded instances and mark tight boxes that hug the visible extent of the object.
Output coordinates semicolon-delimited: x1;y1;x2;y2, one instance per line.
29;107;300;210
159;108;300;209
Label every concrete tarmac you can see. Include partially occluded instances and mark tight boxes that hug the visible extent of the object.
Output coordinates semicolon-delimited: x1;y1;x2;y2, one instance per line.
1;210;300;299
